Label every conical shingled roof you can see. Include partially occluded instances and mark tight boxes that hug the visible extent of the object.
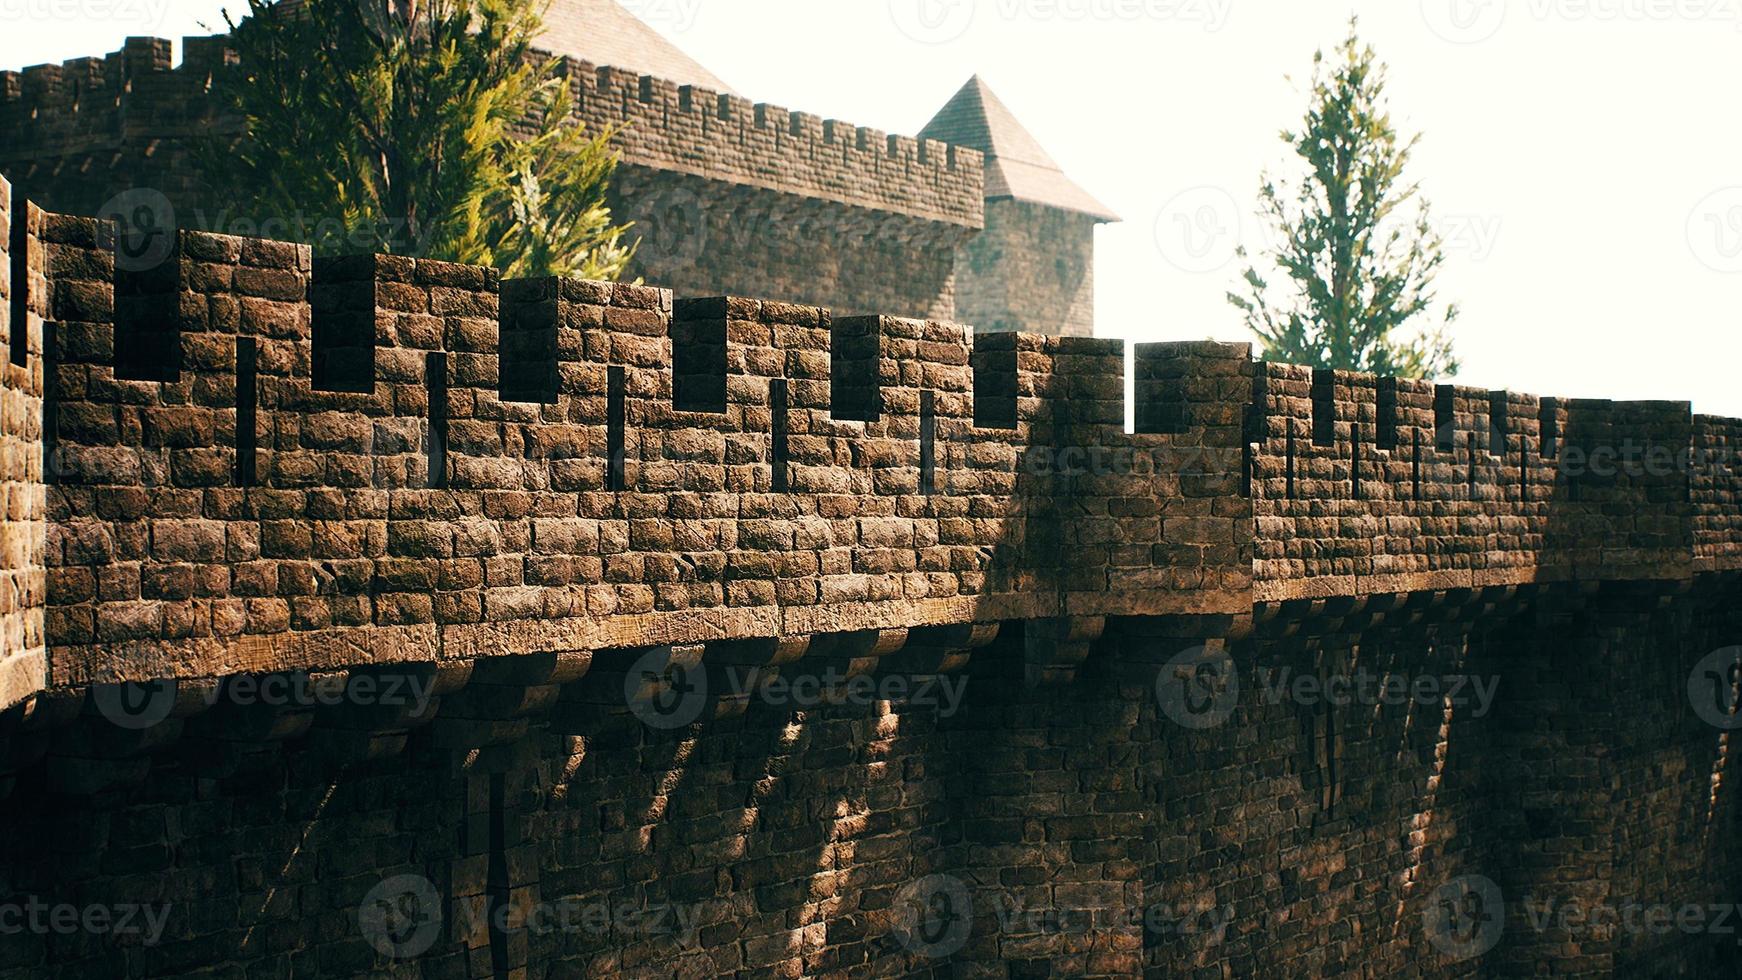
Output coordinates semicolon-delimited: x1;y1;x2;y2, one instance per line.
920;75;1118;222
541;0;733;93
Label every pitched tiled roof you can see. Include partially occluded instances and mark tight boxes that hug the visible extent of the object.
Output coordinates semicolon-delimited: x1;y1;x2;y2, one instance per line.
540;0;732;93
920;76;1118;222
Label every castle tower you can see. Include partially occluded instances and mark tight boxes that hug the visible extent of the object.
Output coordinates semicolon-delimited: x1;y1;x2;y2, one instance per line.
921;76;1119;338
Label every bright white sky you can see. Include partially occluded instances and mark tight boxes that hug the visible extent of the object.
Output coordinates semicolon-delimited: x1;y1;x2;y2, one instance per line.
6;0;1742;414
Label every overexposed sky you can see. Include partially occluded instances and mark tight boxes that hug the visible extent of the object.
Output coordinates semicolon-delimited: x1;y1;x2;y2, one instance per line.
5;0;1742;414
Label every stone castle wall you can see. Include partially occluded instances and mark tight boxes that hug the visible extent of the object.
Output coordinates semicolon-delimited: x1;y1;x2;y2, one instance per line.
0;181;45;715
28;201;1246;694
1248;364;1704;599
0;37;984;329
0;187;1737;978
956;199;1099;338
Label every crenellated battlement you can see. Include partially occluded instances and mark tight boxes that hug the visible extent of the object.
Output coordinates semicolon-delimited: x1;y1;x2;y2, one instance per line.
567;58;982;227
1245;361;1718;599
0;36;983;230
10;184;1240;694
3;180;1742;980
6;181;1742;701
0;37;226;148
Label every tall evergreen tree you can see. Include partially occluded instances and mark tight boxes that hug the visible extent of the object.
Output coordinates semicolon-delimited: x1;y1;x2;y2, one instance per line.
1228;20;1458;379
203;0;633;280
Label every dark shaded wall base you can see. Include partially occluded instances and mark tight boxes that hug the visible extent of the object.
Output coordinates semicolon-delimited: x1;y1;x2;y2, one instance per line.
2;584;1738;978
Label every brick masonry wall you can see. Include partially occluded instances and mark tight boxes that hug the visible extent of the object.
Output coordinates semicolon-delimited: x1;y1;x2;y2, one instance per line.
0;193;1740;979
0;695;963;978
1691;414;1742;572
28;199;1249;692
955;200;1099;338
610;168;966;325
0;181;45;713
1477;584;1742;977
1;591;1733;977
1251;363;1695;600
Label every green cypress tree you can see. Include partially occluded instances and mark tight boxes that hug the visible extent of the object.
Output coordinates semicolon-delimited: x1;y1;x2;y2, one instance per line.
203;0;633;280
1228;19;1459;379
